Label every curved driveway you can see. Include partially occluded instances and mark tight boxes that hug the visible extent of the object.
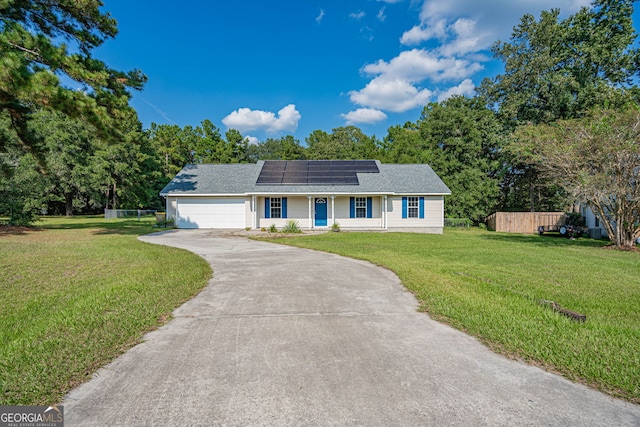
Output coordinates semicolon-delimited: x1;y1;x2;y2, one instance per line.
65;230;640;426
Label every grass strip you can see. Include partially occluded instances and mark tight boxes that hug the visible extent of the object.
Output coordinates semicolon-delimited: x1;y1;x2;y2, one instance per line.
258;229;640;403
0;216;211;405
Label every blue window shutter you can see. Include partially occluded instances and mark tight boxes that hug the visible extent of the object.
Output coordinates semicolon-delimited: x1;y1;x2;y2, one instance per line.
419;197;425;219
402;197;407;219
366;197;372;219
282;197;288;219
350;197;355;218
265;198;270;219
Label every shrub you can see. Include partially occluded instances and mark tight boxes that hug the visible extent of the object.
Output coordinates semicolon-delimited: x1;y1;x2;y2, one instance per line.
268;224;277;233
565;212;586;227
154;219;175;228
282;220;302;233
445;218;472;228
8;210;38;226
331;222;341;232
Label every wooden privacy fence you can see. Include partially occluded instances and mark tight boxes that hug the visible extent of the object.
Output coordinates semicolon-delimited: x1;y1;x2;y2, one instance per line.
486;212;566;234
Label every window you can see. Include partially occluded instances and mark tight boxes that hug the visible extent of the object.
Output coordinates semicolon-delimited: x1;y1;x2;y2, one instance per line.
402;196;424;219
350;196;372;219
407;196;419;218
265;197;287;219
270;197;282;218
355;197;367;218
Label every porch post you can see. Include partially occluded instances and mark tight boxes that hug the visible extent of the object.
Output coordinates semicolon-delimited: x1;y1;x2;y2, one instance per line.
383;196;388;229
330;195;335;225
308;196;313;229
252;195;257;229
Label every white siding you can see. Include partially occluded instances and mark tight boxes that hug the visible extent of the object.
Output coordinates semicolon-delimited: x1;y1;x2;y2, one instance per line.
332;196;382;228
583;205;608;239
258;196;311;229
166;197;177;220
256;196;385;229
387;196;444;230
254;195;444;232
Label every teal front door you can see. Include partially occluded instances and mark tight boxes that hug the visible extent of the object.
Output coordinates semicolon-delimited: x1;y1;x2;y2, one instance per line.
315;197;327;227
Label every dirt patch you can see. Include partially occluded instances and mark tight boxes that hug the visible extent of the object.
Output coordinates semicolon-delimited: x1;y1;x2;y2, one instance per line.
602;244;638;252
0;225;43;236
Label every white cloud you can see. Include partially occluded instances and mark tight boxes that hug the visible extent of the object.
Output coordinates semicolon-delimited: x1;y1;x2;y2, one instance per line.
360;26;375;42
404;0;591;53
400;18;447;45
222;104;301;134
349;11;366;20
348;0;590;115
377;7;387;22
316;9;325;24
362;48;482;83
349;49;483;112
246;135;260;145
440;18;486;57
342;108;388;125
350;77;432;113
436;78;476;102
401;17;491;57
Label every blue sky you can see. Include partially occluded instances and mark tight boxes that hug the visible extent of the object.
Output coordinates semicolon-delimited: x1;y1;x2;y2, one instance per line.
95;0;620;144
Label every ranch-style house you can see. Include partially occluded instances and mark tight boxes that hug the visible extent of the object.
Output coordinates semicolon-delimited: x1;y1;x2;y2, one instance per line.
160;160;451;233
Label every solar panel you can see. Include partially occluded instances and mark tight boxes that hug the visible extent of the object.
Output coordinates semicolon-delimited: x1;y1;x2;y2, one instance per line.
256;160;379;185
354;160;379;173
256;175;283;184
285;161;306;172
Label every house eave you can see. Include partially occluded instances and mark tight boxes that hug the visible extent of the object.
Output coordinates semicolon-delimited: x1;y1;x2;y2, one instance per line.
247;191;392;196
397;192;451;196
162;191;450;197
161;193;245;197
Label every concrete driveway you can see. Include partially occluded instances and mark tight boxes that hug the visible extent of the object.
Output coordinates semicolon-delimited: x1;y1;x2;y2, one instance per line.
64;230;640;426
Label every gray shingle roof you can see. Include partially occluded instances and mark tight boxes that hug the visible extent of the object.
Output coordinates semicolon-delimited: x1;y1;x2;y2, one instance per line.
160;161;451;196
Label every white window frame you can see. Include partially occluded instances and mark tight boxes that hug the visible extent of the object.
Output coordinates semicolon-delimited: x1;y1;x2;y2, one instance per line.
355;197;367;218
271;197;282;219
407;196;419;218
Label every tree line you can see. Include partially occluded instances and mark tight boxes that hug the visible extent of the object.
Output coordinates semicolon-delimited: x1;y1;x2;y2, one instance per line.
0;101;510;225
1;0;639;246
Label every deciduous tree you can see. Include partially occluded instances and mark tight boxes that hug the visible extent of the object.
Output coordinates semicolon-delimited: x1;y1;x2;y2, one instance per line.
247;135;306;161
29;111;94;216
381;122;425;164
479;0;640;212
480;0;639;126
517;108;640;248
306;126;380;160
417;96;504;223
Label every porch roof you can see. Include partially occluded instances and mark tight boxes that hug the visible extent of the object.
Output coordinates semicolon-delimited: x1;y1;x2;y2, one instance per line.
160;160;451;196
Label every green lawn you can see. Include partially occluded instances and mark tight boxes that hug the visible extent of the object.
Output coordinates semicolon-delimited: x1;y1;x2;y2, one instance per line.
3;220;638;405
0;216;211;405
259;229;640;403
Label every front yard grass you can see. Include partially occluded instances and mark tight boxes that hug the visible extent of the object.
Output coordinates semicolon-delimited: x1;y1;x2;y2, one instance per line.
0;216;211;405
260;229;640;403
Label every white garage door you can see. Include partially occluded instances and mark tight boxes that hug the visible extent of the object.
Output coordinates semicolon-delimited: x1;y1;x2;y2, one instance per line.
176;198;246;229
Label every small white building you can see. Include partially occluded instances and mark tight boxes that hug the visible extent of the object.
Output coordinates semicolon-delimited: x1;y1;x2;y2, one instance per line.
160;160;451;233
581;205;608;239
